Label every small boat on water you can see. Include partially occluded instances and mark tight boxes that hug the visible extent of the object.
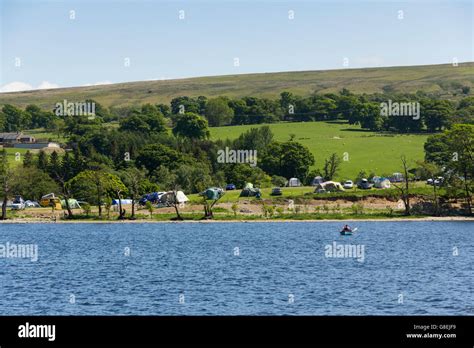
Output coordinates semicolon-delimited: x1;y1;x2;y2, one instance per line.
340;225;356;235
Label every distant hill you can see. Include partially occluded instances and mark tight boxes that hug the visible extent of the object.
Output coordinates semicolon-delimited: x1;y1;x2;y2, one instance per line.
0;62;472;109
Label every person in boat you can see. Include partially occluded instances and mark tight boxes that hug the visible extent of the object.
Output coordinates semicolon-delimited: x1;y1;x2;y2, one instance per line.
342;224;352;232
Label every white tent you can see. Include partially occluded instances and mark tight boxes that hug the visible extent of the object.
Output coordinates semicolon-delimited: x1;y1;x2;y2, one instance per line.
311;176;324;186
160;191;189;204
288;178;301;187
112;199;133;205
314;181;345;193
374;178;391;189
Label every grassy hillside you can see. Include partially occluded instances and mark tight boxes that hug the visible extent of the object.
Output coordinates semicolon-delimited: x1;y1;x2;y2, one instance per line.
210;121;428;180
0;63;472;109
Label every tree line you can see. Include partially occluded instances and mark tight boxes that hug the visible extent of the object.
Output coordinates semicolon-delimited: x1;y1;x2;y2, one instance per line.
1;89;472;135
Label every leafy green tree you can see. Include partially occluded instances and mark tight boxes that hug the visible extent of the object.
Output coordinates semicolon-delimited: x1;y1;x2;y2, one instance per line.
321;153;342;181
261;141;315;181
271;175;287;187
1;104;28;131
392;156;413;216
280;91;296;110
136;144;183;173
425;125;473;214
85;99;111;121
310;95;338;120
48;151;61;176
170;96;203;114
173;163;213;193
172;112;210;140
232;126;273;154
222;163;270;189
11;167;59;201
150;165;177;191
424;133;451;164
228;99;249;124
141;104;167;133
48;118;66;140
0;150;11;219
67;170;126;218
454;97;474;124
145;201;154;219
23;151;34;167
156;103;171;117
0;110;5;131
422;100;454;132
26;104;56;129
119;167;148;219
337;95;360;124
119;114;151;133
355;102;383;130
44;151;79;218
37;150;49;171
205;97;234;126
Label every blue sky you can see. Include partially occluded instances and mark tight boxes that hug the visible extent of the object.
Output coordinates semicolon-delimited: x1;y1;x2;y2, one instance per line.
0;0;472;92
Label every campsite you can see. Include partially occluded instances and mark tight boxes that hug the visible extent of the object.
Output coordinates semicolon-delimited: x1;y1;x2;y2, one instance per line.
1;175;461;222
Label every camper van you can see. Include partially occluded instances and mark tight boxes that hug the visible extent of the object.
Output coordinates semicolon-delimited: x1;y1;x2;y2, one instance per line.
40;193;62;209
11;196;26;210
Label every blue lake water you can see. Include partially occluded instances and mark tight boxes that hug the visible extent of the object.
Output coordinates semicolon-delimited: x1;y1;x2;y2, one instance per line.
0;221;472;315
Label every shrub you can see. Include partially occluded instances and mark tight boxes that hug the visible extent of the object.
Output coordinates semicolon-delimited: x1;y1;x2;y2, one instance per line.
231;203;238;217
351;202;364;215
82;203;91;216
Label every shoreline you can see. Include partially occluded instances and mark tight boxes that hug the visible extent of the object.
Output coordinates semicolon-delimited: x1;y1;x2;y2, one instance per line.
0;216;473;223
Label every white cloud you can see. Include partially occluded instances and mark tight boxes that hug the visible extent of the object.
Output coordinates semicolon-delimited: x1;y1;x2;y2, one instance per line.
0;81;60;93
0;81;33;93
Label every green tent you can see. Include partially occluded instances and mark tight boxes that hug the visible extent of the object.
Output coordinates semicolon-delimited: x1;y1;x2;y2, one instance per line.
61;199;81;209
240;183;261;197
202;187;224;200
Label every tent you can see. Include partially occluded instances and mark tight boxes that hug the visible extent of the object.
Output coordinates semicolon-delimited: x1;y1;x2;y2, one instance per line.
288;178;301;187
61;199;82;209
240;183;261;197
373;177;391;189
202;187;225;200
160;191;189;204
311;176;324;186
112;199;133;205
139;192;165;205
314;181;345;193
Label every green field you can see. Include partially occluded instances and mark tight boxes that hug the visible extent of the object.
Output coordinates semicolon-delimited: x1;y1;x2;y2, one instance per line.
210;121;428;180
25;128;65;142
1;147;30;166
0;62;472;108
